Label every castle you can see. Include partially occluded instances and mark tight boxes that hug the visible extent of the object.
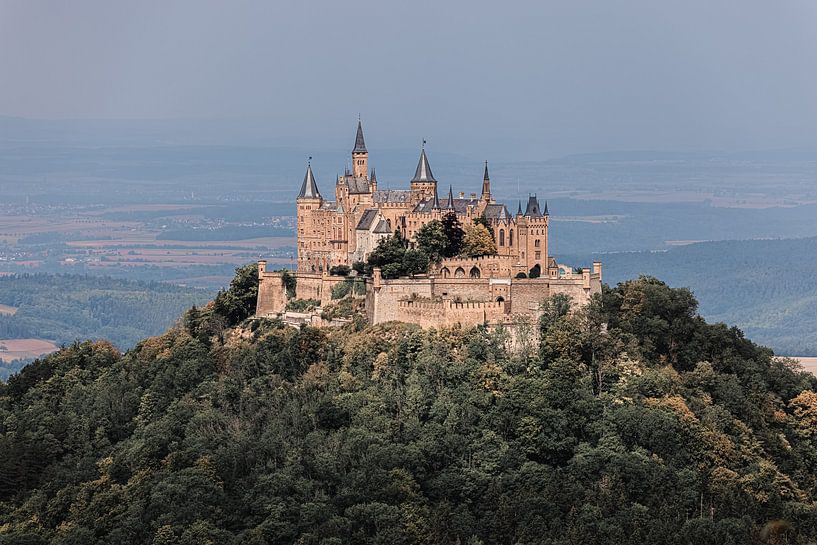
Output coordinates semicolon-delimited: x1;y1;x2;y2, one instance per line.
256;120;602;327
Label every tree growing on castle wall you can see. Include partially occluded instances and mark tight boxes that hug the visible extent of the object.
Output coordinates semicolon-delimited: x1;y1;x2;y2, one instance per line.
415;220;447;263
441;212;464;257
473;214;495;238
461;223;498;257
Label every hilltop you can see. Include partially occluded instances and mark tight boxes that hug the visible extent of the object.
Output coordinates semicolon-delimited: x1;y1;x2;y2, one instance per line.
1;266;816;544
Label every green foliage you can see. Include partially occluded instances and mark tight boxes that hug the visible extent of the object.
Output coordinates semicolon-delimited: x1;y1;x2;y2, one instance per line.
441;212;464;257
285;298;320;312
461;222;497;257
415;220;448;263
331;279;352;300
329;264;351;276
212;263;259;326
1;275;817;543
280;269;297;298
352;261;366;275
473;214;495;238
366;233;430;279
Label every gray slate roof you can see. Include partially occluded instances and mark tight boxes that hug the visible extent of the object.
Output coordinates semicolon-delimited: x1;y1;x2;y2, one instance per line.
411;148;436;183
356;209;379;230
373;190;412;203
484;203;510;221
353;121;367;153
298;164;321;199
413;197;480;214
373;219;391;234
525;195;543;217
345;177;370;194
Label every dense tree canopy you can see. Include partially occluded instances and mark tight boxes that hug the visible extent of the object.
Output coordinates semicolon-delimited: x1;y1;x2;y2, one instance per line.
1;274;816;544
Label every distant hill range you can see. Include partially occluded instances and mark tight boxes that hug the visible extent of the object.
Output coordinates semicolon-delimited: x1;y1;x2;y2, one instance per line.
568;235;817;356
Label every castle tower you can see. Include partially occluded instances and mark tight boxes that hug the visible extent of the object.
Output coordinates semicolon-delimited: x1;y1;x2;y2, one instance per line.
410;143;437;200
481;161;492;203
296;162;323;270
523;195;548;275
352;120;368;178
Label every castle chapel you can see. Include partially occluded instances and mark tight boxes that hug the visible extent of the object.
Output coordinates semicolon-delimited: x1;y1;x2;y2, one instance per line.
296;121;550;278
257;120;602;327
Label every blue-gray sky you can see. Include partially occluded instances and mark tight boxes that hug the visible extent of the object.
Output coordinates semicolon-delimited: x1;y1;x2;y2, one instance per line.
1;0;816;158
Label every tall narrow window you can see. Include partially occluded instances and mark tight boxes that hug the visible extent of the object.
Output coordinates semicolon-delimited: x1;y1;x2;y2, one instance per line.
499;229;505;246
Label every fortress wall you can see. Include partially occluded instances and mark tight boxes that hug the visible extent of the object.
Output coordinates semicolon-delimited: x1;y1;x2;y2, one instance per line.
295;274;349;306
395;299;508;328
256;262;287;316
509;279;552;315
367;277;434;323
431;278;492;300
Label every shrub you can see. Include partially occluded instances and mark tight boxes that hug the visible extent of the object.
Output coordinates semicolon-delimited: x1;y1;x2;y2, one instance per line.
329;265;351;276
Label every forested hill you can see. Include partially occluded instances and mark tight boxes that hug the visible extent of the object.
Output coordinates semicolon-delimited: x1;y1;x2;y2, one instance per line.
2;267;817;544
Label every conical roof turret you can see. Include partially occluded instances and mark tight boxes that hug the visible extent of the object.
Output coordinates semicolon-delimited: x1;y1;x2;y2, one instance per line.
411;144;436;183
446;185;455;209
298;162;321;199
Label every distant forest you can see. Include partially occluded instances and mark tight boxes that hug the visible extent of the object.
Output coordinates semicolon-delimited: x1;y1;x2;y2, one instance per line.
565;235;817;357
0;274;213;375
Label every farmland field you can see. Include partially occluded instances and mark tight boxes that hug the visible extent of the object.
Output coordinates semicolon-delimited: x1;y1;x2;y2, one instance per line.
0;338;59;362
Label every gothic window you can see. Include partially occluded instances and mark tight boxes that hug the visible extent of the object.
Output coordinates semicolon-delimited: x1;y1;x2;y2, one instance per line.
441;267;450;278
499;229;505;246
535;239;541;247
509;229;514;246
454;267;465;278
469;266;481;278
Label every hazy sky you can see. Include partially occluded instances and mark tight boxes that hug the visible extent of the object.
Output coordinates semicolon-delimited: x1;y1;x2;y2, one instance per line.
1;0;816;158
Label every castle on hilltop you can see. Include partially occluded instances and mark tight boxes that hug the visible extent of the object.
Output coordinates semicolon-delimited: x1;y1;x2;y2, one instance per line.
256;120;601;328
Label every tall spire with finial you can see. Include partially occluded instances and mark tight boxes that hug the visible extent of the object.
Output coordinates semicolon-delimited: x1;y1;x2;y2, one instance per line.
446;185;455;209
481;160;492;202
351;117;369;178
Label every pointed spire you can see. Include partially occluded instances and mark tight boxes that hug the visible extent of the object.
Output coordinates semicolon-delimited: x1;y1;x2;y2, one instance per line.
432;187;441;209
517;201;523;215
411;144;436;183
446;185;455;209
353;119;367;153
543;200;549;216
370;168;377;183
298;160;321;199
481;160;491;201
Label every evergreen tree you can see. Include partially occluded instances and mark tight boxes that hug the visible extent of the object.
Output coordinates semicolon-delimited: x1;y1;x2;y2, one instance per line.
441;212;464;257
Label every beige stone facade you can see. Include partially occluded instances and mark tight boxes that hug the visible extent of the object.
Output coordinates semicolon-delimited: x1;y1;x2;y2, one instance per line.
255;120;603;328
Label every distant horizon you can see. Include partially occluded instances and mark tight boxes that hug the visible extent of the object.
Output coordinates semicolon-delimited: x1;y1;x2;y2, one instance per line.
2;114;816;164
